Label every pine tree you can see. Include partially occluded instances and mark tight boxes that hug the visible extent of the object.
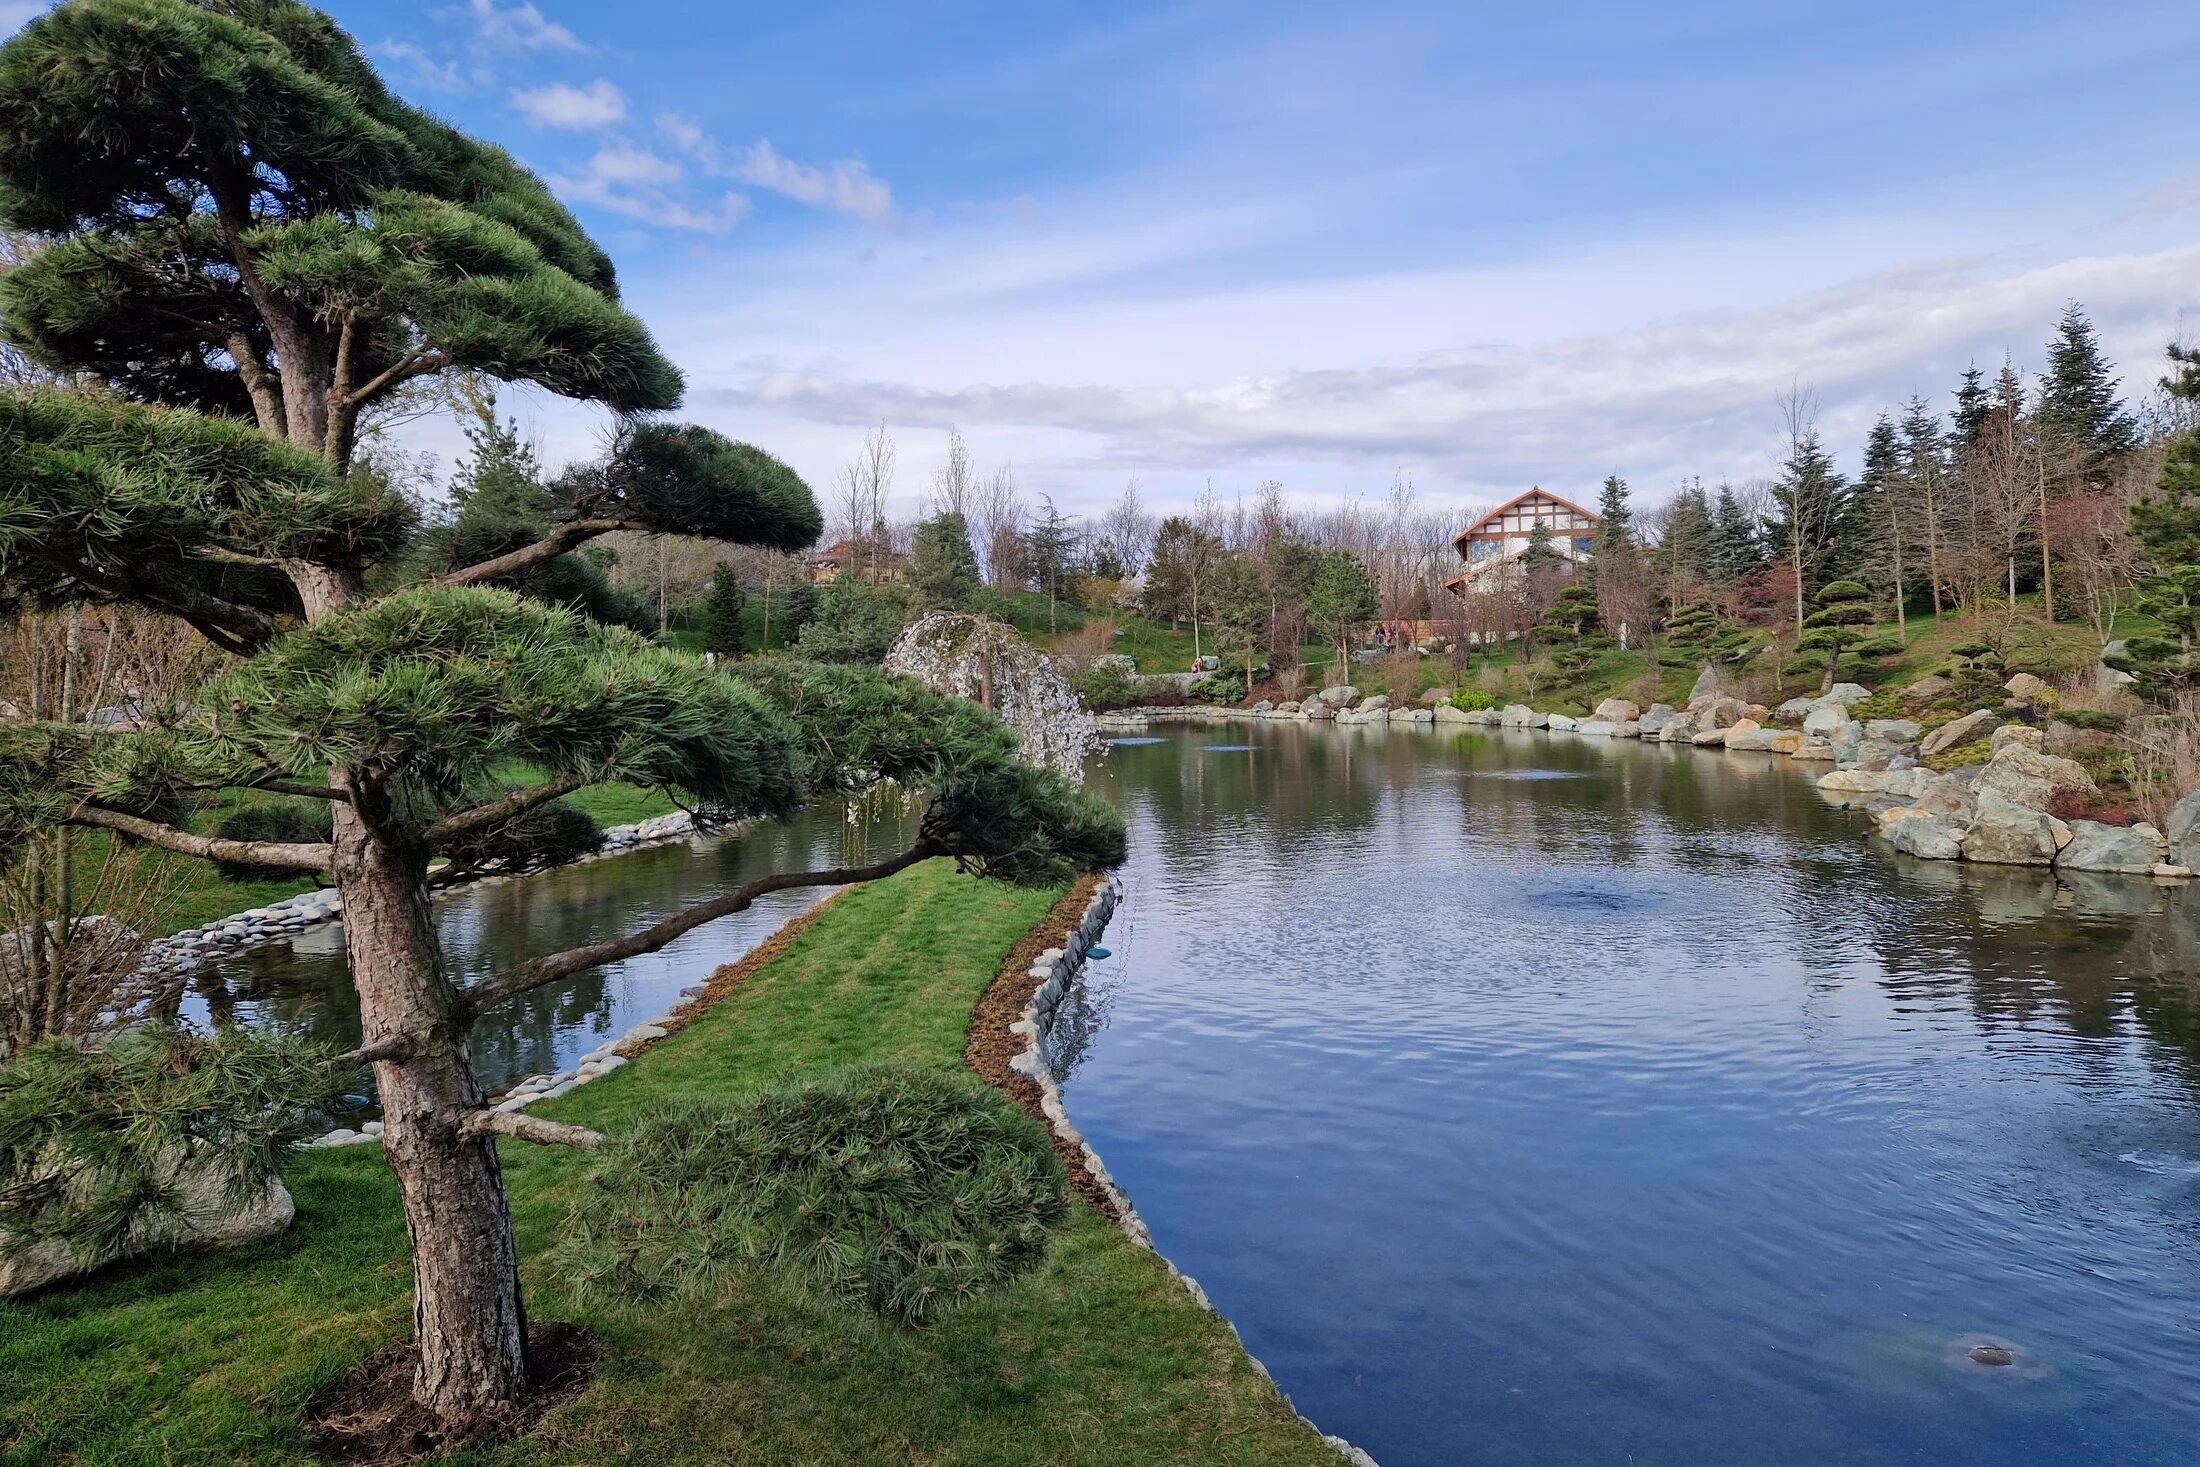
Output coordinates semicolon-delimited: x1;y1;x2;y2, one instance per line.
0;4;1126;1432
1207;553;1270;690
1656;482;1717;596
699;563;746;655
1847;414;1911;642
1953;364;1993;449
1661;601;1750;670
909;511;980;609
1764;427;1849;624
2039;302;2139;475
2107;428;2200;703
1535;582;1604;703
1305;551;1377;685
1797;579;1901;690
1899;395;1952;618
1023;497;1081;633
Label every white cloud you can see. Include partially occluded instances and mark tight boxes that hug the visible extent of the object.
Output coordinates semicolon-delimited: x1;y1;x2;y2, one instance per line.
375;39;467;93
658;120;898;228
727;140;897;226
467;0;584;54
548;145;750;235
510;78;626;130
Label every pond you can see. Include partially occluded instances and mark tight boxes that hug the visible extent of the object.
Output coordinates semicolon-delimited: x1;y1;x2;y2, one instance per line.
1060;723;2200;1466
201;719;2200;1464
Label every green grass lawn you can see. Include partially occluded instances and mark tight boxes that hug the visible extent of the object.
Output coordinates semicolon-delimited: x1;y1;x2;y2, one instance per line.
2;862;1336;1467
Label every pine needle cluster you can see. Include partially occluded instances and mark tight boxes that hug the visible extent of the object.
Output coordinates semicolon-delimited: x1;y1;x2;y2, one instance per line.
562;1066;1071;1326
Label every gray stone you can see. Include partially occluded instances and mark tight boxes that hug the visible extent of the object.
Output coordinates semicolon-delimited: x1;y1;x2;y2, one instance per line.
1820;682;1872;707
2056;820;2167;874
1318;685;1362;708
1358;694;1392;713
1989;722;2043;755
1919;709;2000;758
1658;711;1701;743
1802;704;1852;735
3;1156;293;1297
1972;745;2097;812
1882;808;1964;860
1432;703;1475;723
1592;697;1640;723
1577;719;1622;737
2167;790;2200;868
1960;791;2061;865
1547;713;1580;732
1912;774;1979;826
1250;699;1274;713
1865;719;1924;743
1775;697;1816;721
1637;703;1679;736
622;1023;668;1043
2003;672;2054;706
1695;694;1750;730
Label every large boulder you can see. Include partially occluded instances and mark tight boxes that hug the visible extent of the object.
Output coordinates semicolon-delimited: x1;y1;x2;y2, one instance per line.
1432;702;1476;724
1659;711;1701;743
1548;713;1581;732
3;1156;294;1297
1592;697;1641;723
2003;672;2054;707
1902;674;1953;706
1416;688;1452;707
1358;693;1392;713
1840;738;1907;774
1865;719;1924;744
1774;697;1816;722
1818;769;1893;807
1960;791;2065;865
1726;724;1804;753
1637;703;1679;736
1686;666;1733;709
1499;703;1537;727
1911;773;1979;825
1305;700;1336;719
2056;821;2167;873
1972;745;2098;811
1880;807;1964;860
1920;709;2000;758
1696;695;1751;731
1821;683;1872;707
1989;723;2043;756
1318;685;1362;709
2166;790;2200;868
2096;643;2137;694
1691;720;1736;746
1802;704;1852;736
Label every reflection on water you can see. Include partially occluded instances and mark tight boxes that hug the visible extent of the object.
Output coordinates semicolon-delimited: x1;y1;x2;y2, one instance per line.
1062;724;2200;1467
188;800;917;1101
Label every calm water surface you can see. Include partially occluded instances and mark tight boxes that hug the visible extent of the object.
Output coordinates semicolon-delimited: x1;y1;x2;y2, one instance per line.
1063;724;2200;1467
208;722;2200;1463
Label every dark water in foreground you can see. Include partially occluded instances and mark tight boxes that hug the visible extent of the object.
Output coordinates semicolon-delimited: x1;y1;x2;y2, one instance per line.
1062;724;2200;1467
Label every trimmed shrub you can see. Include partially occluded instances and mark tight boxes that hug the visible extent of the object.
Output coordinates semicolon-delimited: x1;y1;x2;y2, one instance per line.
562;1066;1070;1326
1448;687;1500;712
1188;669;1246;705
211;801;332;882
1068;659;1142;712
2052;708;2127;733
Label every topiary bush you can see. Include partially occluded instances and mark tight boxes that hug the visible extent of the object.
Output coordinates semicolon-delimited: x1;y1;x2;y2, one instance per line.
562;1066;1070;1326
211;801;333;882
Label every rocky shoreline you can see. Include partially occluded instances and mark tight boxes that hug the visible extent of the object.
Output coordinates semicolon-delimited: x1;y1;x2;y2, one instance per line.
1097;674;2199;883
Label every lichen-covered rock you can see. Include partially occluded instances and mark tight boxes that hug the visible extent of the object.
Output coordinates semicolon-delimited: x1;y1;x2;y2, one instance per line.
1903;674;1953;705
2056;821;2168;873
1803;704;1853;734
1821;683;1872;707
1775;697;1816;721
1972;745;2098;811
1865;719;1924;743
1960;791;2061;865
1920;709;2000;758
1989;723;2043;756
2003;672;2054;706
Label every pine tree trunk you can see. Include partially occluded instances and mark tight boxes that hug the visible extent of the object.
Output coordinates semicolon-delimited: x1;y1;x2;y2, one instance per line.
333;790;529;1423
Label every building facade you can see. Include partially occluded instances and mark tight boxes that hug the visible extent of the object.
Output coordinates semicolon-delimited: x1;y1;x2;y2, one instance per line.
1443;488;1600;596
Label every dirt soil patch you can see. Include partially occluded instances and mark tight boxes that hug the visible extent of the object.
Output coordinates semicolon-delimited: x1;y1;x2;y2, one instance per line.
303;1321;602;1466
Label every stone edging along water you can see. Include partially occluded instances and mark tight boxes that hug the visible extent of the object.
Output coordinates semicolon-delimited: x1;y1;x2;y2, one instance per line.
1006;877;1385;1467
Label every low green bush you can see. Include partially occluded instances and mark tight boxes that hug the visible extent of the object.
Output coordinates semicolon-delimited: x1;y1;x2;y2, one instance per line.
563;1065;1070;1326
2052;708;2126;733
1847;689;1907;722
1448;687;1501;712
211;802;332;882
1189;670;1246;704
1923;739;1996;773
1068;659;1142;711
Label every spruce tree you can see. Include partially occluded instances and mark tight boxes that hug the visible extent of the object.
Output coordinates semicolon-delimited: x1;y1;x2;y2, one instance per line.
1207;552;1269;691
2038;302;2139;475
1764;427;1849;625
699;563;746;656
0;4;1125;1434
1953;364;1993;449
1711;484;1763;587
909;511;980;609
2107;427;2200;703
1305;551;1377;685
1899;394;1951;618
1657;482;1717;595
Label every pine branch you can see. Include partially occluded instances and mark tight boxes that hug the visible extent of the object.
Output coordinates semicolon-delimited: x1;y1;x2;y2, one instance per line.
423;771;591;844
44;549;275;654
341;349;449;412
64;804;332;872
433;518;633;589
461;1110;607;1151
458;838;938;1021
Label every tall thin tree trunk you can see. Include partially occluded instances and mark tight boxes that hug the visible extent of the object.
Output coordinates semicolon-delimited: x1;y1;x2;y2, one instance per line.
334;791;529;1421
2036;448;2054;617
1888;501;1908;645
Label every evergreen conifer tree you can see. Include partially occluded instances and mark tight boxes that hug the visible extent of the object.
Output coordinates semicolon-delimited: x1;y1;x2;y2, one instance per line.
909;511;980;609
1764;427;1849;623
2107;427;2200;703
2039;302;2139;475
1305;551;1377;685
1711;485;1763;587
699;563;746;655
1208;553;1269;690
1535;582;1604;703
1796;579;1901;689
0;3;1125;1433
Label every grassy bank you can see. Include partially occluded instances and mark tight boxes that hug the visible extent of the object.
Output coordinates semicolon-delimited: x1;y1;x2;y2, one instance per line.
2;861;1336;1467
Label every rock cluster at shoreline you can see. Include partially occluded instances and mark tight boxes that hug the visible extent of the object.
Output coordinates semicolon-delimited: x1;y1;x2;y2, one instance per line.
1095;670;2194;883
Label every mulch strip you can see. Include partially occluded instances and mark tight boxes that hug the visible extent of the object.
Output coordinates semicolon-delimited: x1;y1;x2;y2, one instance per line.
963;872;1124;1222
650;889;848;1041
303;1321;602;1466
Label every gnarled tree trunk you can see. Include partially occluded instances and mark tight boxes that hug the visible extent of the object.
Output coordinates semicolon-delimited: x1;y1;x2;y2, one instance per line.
334;783;529;1421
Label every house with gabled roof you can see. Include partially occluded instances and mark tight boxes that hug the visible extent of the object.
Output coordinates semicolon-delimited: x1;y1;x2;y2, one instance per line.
1442;487;1600;596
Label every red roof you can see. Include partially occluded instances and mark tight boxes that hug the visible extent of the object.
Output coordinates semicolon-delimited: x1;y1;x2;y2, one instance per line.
1451;487;1601;551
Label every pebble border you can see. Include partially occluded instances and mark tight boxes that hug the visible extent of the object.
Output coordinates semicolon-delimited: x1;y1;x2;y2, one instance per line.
1006;876;1384;1467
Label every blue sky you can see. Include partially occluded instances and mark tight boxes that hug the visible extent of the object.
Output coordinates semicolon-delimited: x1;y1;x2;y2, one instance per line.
11;0;2200;521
